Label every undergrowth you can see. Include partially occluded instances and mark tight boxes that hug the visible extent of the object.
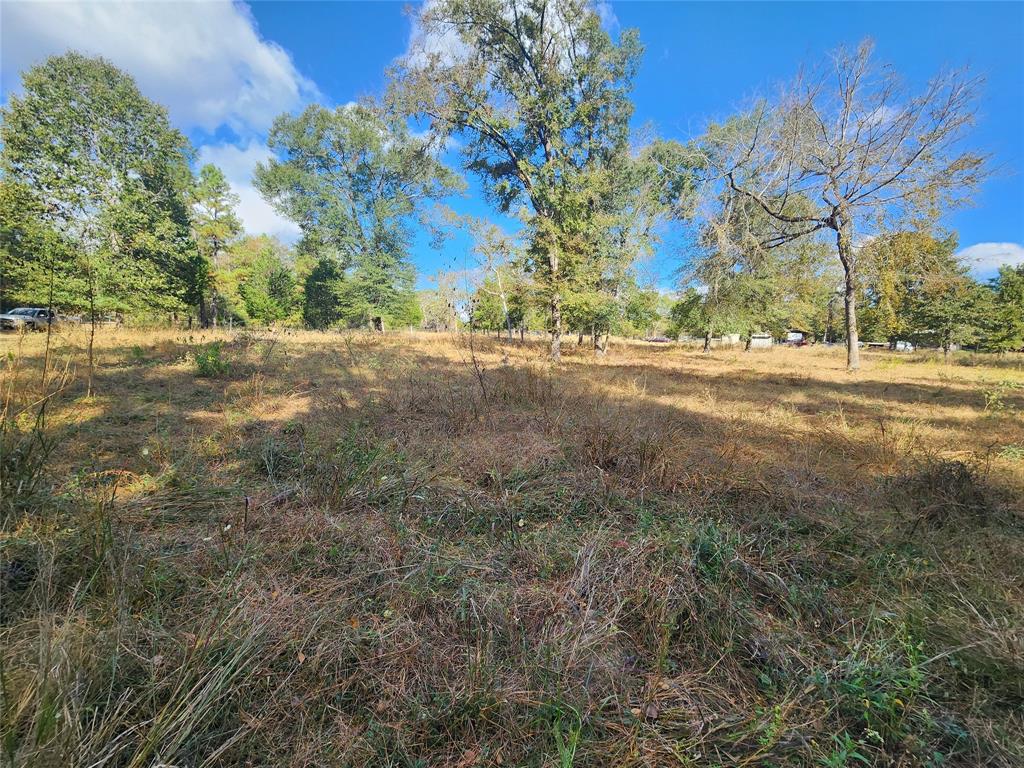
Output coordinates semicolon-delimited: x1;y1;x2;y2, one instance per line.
1;329;1022;767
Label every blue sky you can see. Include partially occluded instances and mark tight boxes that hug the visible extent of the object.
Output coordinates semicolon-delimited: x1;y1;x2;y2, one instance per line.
3;1;1023;287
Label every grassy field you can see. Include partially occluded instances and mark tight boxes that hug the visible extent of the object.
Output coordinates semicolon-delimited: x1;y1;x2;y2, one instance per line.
2;327;1023;767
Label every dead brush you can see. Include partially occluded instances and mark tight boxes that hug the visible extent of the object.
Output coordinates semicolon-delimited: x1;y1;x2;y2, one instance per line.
488;361;560;409
1;345;73;530
889;457;996;533
569;400;682;492
3;327;1024;765
378;364;483;435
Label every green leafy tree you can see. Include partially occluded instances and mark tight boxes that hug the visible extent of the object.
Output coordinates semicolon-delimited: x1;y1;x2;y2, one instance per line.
668;288;711;340
192;164;242;326
0;180;74;311
0;52;196;390
221;235;299;325
392;0;643;359
858;232;959;346
905;256;991;359
302;257;345;330
986;265;1024;352
255;102;459;330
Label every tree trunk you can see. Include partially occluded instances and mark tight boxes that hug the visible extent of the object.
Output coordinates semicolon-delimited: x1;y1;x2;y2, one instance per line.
87;312;96;398
836;222;860;371
549;243;561;361
550;294;561;361
86;262;96;397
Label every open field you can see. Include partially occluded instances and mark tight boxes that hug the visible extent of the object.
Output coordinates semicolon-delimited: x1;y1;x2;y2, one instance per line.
2;328;1023;767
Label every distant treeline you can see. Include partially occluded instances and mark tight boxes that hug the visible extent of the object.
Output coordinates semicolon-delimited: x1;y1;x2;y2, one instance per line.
2;2;1022;364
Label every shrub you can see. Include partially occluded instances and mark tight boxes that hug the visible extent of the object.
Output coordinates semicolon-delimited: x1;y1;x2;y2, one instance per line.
193;341;230;378
889;459;994;531
0;404;55;529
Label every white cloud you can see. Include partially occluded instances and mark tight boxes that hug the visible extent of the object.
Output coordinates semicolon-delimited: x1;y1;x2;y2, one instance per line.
593;1;619;31
197;142;299;241
956;242;1024;276
1;0;317;135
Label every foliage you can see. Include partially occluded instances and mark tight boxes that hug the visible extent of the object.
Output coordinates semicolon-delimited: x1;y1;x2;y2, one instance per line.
0;52;197;317
223;235;300;325
986;265;1024;352
192;164;243;325
302;257;345;330
904;253;992;355
255;102;458;329
392;0;650;357
419;271;465;332
707;40;987;368
193;341;230;377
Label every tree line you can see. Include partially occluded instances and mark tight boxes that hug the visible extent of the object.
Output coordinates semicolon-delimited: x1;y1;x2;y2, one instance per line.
2;1;1021;368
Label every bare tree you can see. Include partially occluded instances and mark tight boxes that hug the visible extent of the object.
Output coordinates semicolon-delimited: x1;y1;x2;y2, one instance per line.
708;40;986;369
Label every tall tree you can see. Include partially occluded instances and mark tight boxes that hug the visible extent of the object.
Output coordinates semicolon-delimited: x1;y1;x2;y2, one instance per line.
858;231;958;346
192;164;242;326
391;0;642;360
218;235;299;326
255;102;459;330
986;265;1024;352
0;52;196;390
707;40;987;369
905;252;991;359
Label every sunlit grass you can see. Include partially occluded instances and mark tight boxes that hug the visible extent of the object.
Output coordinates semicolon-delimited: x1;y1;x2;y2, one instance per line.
2;326;1022;766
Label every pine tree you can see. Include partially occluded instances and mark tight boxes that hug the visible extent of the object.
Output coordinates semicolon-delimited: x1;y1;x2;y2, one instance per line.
192;164;242;326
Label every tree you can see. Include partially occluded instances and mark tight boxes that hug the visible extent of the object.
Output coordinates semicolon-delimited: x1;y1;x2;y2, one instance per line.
0;52;196;391
391;0;642;360
709;40;987;370
419;270;465;332
986;265;1024;352
302;257;344;330
858;231;958;346
222;235;299;325
0;180;73;311
667;288;712;341
905;261;991;359
192;164;242;326
255;102;459;330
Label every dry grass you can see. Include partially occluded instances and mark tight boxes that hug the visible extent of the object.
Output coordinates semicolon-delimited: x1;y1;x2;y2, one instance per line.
2;326;1023;767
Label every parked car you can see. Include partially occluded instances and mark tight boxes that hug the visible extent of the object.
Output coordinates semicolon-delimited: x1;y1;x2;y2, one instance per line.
0;307;58;331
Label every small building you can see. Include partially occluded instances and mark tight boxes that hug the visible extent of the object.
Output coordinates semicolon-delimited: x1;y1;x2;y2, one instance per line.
749;333;774;350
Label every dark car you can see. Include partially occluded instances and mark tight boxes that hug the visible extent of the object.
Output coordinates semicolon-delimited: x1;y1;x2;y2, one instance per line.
0;307;58;331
